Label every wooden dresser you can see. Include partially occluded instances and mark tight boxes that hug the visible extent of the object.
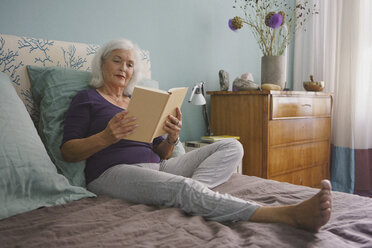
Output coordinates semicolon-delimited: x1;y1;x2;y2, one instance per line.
207;90;332;188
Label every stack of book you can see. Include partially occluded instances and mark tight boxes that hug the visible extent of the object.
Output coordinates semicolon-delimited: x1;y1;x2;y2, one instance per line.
200;135;240;143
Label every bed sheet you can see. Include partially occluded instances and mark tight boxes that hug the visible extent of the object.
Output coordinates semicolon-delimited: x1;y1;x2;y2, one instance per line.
1;174;371;248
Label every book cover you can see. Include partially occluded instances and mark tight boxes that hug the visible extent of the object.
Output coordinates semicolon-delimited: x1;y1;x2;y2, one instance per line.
200;135;240;143
125;86;188;143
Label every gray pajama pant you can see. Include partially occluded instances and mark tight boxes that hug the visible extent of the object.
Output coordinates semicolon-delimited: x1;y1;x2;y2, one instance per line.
87;138;260;223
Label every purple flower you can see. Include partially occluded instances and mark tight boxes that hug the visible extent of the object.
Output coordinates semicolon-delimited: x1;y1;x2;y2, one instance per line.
228;19;237;31
267;13;283;29
228;17;243;31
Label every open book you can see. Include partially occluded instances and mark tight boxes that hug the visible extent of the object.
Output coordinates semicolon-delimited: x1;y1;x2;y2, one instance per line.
125;86;188;143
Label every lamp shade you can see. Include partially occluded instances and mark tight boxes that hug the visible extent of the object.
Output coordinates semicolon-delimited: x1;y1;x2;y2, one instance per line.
188;82;207;105
190;92;206;105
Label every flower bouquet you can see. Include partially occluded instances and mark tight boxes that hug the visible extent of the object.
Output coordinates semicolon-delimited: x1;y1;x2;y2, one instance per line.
229;0;318;56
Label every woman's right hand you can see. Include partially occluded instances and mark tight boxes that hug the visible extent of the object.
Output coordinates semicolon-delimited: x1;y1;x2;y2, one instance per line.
102;111;138;144
61;111;138;163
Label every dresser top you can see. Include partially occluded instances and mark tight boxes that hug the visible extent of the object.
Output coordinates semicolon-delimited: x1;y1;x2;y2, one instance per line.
207;90;333;97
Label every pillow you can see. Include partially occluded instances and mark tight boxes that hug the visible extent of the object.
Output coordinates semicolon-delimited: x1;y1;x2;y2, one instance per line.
27;65;92;187
0;72;95;220
165;134;186;158
170;142;186;158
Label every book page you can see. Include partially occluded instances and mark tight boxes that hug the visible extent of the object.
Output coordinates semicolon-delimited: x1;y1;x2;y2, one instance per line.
152;87;188;139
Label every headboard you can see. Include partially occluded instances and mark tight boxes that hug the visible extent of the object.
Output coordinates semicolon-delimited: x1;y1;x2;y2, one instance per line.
0;33;151;123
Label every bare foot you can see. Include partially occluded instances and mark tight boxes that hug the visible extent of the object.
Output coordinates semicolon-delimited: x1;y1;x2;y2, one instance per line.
250;180;332;232
291;180;332;232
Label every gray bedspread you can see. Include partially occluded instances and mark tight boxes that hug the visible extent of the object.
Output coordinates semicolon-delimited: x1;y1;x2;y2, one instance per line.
1;174;371;248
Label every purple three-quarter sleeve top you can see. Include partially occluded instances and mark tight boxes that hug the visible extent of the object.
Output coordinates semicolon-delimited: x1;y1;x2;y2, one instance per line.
62;89;163;184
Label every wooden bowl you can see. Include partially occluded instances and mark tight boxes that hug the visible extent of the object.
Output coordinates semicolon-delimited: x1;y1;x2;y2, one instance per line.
303;81;324;91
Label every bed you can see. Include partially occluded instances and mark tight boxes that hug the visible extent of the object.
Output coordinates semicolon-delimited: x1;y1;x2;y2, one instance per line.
1;33;372;248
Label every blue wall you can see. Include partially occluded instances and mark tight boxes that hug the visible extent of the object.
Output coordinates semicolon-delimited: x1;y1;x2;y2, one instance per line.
0;0;293;141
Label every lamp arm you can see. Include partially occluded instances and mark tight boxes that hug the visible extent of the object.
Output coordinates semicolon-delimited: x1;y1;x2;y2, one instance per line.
188;85;198;102
202;105;212;136
200;81;212;136
200;81;207;97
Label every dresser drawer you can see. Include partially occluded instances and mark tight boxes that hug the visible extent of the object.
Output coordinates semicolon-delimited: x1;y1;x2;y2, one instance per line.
270;165;324;188
271;96;332;119
268;141;330;176
269;118;331;146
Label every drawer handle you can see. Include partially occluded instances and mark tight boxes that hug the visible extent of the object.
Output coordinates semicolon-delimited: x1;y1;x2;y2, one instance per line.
302;104;312;107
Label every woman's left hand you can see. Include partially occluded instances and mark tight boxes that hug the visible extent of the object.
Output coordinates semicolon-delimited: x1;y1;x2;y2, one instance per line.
153;107;182;159
164;107;182;143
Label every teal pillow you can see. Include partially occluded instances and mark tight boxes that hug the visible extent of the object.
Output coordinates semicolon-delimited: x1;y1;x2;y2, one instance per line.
0;72;95;220
27;66;92;187
164;134;186;158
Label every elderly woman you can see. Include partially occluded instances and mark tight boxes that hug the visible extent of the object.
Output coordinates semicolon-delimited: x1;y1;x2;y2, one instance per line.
61;39;332;232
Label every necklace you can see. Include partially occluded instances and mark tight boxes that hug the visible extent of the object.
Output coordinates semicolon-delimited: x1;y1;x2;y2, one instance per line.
97;88;129;109
98;88;122;102
107;94;122;103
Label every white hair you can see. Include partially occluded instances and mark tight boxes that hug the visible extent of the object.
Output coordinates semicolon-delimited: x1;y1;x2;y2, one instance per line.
90;39;144;96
